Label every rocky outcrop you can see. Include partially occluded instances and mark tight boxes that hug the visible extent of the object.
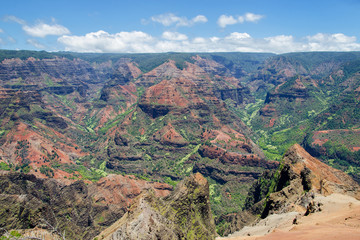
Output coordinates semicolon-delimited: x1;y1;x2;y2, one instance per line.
0;171;172;240
0;57;102;84
97;173;217;240
152;123;189;147
138;77;201;118
215;87;254;106
198;145;278;169
264;77;309;104
219;144;360;236
261;144;360;218
193;163;262;184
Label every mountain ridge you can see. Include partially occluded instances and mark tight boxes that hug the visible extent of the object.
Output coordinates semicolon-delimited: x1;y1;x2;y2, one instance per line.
0;50;360;238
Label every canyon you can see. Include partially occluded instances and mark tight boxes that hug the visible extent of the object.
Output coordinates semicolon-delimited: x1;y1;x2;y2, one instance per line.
0;50;359;239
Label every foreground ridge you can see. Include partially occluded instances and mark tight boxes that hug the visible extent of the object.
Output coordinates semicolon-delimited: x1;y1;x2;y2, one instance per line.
97;172;217;240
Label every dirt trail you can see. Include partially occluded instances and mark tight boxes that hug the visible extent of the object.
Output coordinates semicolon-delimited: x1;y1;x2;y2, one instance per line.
218;193;360;240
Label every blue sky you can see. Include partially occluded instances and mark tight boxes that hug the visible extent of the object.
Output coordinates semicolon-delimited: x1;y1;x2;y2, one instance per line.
0;0;359;53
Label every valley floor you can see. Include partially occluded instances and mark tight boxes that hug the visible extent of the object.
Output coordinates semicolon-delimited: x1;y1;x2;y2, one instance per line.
217;193;360;240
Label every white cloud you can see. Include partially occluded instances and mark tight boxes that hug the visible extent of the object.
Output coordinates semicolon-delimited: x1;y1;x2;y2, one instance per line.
218;12;264;28
210;37;220;43
305;33;360;51
217;15;237;28
58;30;155;53
192;15;208;24
150;13;207;27
307;33;356;44
244;13;264;22
27;39;45;49
0;29;3;33
4;15;70;38
226;32;252;40
58;30;360;54
23;23;70;38
4;15;26;25
162;31;188;41
193;37;206;44
263;35;299;53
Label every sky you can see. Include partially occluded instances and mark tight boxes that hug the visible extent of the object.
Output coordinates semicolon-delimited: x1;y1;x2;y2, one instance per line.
0;0;360;54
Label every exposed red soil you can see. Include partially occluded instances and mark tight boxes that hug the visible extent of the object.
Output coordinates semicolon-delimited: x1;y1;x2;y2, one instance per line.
311;129;360;151
260;104;276;117
152;123;188;146
0;122;86;179
89;174;172;206
139;127;145;135
286;144;360;198
220;197;360;240
123;62;142;79
266;118;276;128
142;79;191;107
199;145;279;169
140;60;183;84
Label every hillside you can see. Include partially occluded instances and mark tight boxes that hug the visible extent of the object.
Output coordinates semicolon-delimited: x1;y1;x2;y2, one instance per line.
218;144;360;240
0;50;360;238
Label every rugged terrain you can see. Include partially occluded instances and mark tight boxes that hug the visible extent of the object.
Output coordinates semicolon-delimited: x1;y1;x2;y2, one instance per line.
0;50;360;238
96;173;216;240
218;144;360;240
0;171;172;239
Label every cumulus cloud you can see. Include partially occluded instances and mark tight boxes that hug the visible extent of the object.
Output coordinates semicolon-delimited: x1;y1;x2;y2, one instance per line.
27;39;45;49
58;30;155;53
58;30;360;54
162;31;188;41
23;23;70;38
150;13;208;27
4;15;70;38
192;15;208;23
218;12;264;28
241;13;264;23
225;32;252;40
306;33;360;51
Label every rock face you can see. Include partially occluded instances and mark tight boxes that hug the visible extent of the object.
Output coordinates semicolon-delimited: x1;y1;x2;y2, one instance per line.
261;144;360;217
219;144;360;236
97;173;217;240
0;171;172;240
106;58;266;186
152;123;189;147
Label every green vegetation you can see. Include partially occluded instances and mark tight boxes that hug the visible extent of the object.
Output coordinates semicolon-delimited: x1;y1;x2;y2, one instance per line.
99;107;135;134
271;52;360;78
310;140;360;182
0;162;11;171
40;165;54;177
0;49;57;61
2;49;360;236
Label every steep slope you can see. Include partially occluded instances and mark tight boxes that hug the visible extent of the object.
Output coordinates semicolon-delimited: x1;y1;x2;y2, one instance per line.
261;144;359;217
97;173;216;240
218;144;360;239
0;171;172;240
100;59;278;221
0;86;87;180
5;50;360;238
220;194;360;240
232;52;360;178
0;51;281;236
